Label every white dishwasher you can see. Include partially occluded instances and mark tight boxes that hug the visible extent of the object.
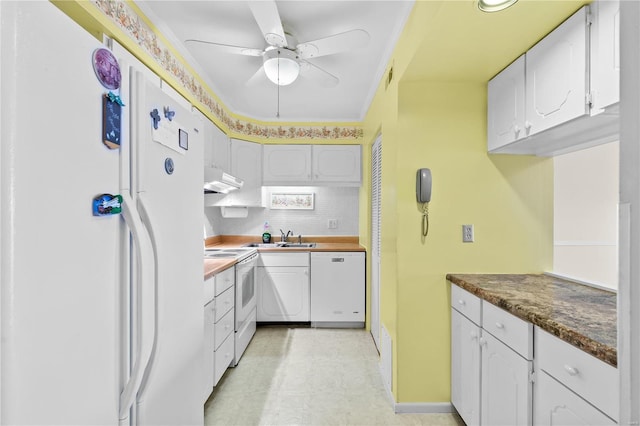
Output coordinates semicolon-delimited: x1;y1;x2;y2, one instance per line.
310;252;365;327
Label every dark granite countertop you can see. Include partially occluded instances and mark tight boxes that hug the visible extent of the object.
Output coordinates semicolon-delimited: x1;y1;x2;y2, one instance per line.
446;274;617;367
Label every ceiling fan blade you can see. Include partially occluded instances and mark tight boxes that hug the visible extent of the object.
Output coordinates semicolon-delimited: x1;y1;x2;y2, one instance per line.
184;39;263;57
245;65;266;87
297;29;370;59
299;60;339;88
247;1;287;47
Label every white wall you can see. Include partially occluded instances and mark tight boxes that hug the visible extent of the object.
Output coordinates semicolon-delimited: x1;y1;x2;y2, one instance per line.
204;186;360;237
553;141;619;289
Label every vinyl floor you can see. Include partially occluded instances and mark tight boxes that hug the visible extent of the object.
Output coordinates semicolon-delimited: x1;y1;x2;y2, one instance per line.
204;326;464;426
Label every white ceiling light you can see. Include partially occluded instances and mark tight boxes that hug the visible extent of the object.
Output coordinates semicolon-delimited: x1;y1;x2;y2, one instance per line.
263;48;300;86
478;0;518;13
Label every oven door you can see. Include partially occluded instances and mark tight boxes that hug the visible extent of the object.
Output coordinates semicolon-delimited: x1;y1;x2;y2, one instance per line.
235;253;257;329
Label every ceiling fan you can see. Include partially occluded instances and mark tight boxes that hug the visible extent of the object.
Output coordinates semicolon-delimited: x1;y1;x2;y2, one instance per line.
184;1;370;88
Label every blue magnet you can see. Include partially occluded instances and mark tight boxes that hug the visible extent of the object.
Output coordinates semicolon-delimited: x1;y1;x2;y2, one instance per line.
164;158;175;175
150;108;161;129
92;194;123;216
164;107;175;121
107;91;125;106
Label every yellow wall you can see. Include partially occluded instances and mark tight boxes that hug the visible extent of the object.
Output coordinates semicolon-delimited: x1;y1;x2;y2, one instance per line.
359;1;554;403
394;80;552;402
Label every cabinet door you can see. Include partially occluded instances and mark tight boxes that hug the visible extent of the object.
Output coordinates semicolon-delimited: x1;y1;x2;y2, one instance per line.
210;122;230;171
310;252;365;322
451;309;481;426
481;332;532;425
229;139;262;206
263;145;312;184
488;55;526;151
311;145;361;185
535;371;616;426
525;6;588;136
591;0;620;112
257;266;310;321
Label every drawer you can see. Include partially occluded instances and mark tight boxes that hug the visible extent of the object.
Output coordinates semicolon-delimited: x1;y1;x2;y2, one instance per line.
482;301;532;359
450;284;481;325
215;287;234;322
259;252;309;267
535;327;618;421
215;267;235;296
214;308;235;350
213;333;235;386
204;276;215;305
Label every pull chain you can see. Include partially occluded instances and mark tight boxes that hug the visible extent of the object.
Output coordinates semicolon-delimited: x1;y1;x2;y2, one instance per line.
276;51;280;118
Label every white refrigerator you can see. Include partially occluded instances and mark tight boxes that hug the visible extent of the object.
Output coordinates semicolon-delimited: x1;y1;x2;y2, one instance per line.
0;2;204;425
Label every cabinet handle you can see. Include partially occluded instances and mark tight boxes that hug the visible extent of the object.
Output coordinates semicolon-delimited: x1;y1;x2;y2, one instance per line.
479;337;487;348
457;299;466;306
564;365;579;376
495;322;504;330
514;125;521;134
470;331;478;340
524;120;532;131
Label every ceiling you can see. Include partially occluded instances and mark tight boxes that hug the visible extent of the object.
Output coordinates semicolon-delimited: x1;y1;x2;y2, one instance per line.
137;0;588;123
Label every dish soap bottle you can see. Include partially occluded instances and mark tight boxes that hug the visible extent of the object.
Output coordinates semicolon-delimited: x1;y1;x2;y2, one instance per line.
262;221;271;243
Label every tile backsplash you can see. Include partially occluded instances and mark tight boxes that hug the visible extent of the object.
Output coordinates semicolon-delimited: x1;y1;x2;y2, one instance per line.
204;186;359;238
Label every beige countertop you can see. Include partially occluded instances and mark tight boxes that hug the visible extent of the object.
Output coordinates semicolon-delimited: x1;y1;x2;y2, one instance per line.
203;235;365;281
446;273;617;367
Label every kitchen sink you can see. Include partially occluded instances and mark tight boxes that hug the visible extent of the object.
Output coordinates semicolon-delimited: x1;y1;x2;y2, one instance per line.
243;243;283;248
242;242;317;248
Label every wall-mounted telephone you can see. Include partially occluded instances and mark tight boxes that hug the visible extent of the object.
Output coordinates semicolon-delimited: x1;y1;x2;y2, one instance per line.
416;168;432;238
416;168;432;203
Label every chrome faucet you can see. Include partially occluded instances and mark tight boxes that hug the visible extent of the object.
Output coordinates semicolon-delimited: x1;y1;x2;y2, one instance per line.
280;229;293;243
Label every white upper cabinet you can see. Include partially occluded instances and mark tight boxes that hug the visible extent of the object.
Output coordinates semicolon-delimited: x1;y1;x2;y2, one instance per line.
263;145;312;184
525;6;588;136
211;124;230;171
488;2;619;156
226;139;263;206
201;117;230;170
263;144;361;186
487;55;526;151
590;0;620;112
312;145;361;184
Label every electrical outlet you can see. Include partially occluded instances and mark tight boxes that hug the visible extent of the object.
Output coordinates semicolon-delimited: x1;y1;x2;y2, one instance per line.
328;219;338;229
462;224;474;243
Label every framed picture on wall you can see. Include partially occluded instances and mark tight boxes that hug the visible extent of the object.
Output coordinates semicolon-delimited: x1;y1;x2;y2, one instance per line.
270;193;314;210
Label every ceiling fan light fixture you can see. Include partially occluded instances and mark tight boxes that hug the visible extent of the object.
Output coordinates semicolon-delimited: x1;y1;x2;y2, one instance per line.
478;0;518;13
263;49;300;86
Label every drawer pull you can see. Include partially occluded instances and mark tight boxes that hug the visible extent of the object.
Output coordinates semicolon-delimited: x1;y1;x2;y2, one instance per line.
495;322;505;330
458;299;466;306
564;365;579;376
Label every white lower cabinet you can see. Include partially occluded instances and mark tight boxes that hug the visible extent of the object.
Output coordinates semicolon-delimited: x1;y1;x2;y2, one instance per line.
451;309;481;426
535;370;616;426
451;283;618;426
257;253;310;322
203;267;235;401
481;332;532;426
534;327;618;424
450;285;533;426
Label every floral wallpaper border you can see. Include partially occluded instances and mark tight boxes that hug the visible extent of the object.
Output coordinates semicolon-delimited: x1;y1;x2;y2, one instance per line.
92;0;363;141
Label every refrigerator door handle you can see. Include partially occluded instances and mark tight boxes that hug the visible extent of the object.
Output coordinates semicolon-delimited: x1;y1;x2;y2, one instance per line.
134;192;160;399
119;190;157;421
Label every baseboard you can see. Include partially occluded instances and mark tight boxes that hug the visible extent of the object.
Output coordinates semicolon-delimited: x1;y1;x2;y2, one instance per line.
393;402;454;414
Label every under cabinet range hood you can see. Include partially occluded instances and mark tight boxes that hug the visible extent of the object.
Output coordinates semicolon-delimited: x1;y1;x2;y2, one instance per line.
204;167;244;194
